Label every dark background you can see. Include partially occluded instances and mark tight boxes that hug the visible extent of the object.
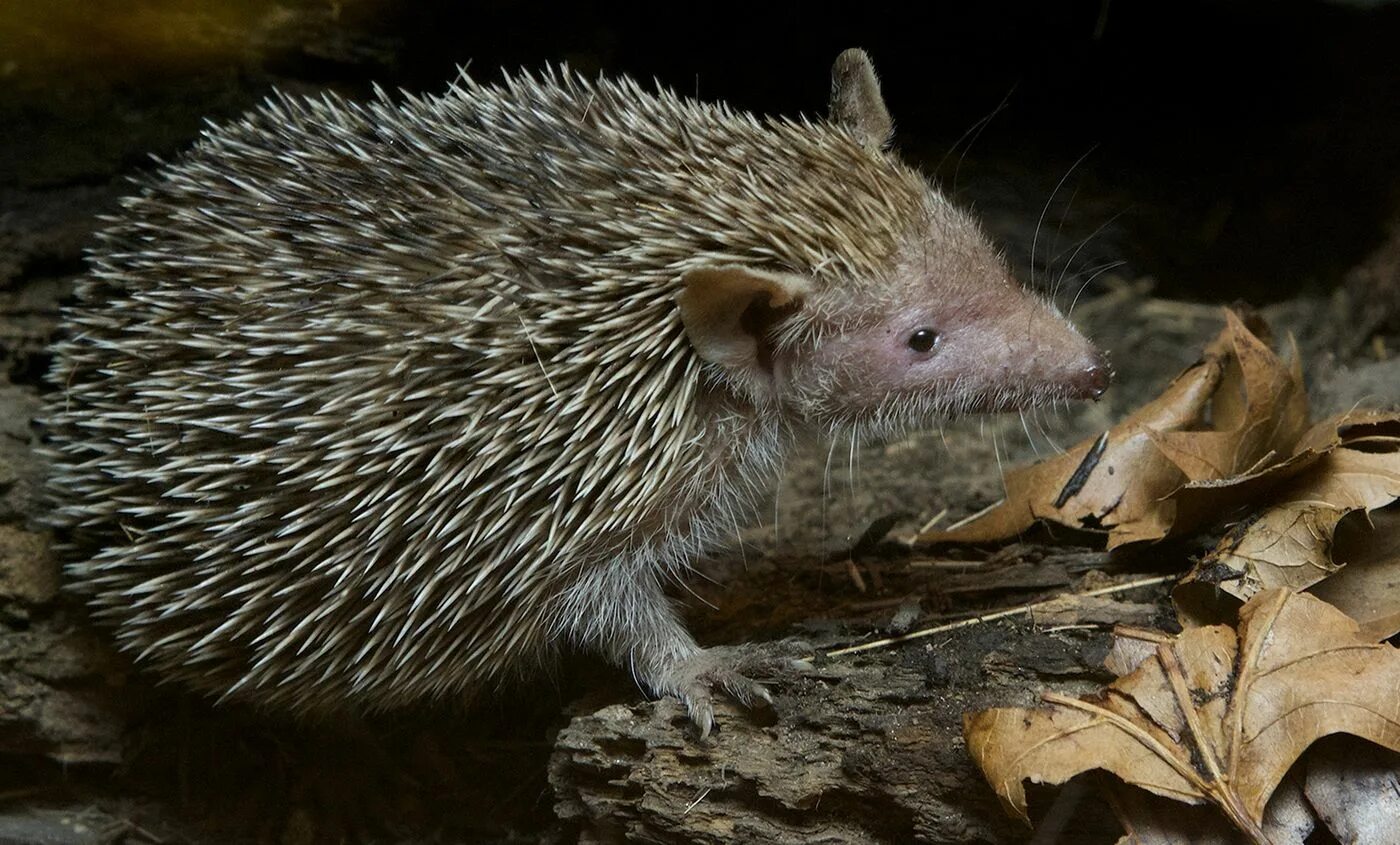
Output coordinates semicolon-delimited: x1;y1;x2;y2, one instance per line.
4;0;1400;307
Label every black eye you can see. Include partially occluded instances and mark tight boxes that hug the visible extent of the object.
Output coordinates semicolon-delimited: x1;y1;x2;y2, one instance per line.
907;328;939;353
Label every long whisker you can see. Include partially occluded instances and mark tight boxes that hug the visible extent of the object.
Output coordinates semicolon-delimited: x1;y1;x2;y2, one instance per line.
1031;147;1097;291
1033;405;1065;454
936;83;1017;196
1068;260;1126;318
847;427;858;500
821;434;840;557
1049;183;1082;302
1019;409;1040;456
992;425;1007;497
1051;208;1130;307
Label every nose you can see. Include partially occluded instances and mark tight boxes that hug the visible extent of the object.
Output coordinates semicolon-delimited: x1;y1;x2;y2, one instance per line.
1076;352;1113;400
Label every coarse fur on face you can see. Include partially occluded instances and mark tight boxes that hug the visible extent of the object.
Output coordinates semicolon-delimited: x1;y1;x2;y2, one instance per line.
679;51;1107;444
771;212;1106;440
680;208;1107;443
44;48;1107;724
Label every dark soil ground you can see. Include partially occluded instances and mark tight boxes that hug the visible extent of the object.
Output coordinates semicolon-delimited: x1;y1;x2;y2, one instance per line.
2;2;1399;843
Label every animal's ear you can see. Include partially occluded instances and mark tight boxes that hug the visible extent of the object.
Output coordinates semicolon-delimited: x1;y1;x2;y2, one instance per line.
829;48;894;151
679;265;810;379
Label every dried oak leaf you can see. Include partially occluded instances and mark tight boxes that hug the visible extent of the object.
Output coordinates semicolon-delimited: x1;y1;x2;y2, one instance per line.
1163;408;1372;548
964;589;1400;842
1176;414;1400;631
918;311;1306;548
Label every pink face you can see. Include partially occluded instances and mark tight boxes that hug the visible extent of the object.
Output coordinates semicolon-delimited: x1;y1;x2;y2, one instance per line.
773;268;1109;435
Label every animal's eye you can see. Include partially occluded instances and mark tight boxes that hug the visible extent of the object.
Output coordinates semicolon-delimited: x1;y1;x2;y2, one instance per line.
907;328;939;353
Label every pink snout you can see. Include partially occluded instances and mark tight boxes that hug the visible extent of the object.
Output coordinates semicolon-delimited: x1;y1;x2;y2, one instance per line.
1069;351;1113;400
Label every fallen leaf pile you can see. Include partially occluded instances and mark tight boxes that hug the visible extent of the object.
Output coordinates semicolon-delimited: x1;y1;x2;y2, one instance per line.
925;309;1400;839
966;590;1400;844
1176;416;1400;634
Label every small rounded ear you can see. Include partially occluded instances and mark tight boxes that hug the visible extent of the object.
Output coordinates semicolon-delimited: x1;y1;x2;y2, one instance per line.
678;265;810;377
829;48;894;152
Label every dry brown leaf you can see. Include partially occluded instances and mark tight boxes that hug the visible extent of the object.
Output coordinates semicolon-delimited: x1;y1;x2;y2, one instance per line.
918;311;1306;549
1148;316;1307;484
1165;411;1369;546
1176;414;1400;629
1103;625;1171;677
964;589;1400;843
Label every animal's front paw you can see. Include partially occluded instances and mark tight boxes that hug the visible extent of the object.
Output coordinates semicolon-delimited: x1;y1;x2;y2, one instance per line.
649;646;774;738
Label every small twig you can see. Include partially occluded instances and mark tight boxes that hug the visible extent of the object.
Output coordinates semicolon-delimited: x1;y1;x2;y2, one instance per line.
907;558;988;570
683;787;712;814
939;500;1002;534
914;507;949;536
1040;623;1101;633
843;596;920;614
824;575;1176;657
1112;624;1173;645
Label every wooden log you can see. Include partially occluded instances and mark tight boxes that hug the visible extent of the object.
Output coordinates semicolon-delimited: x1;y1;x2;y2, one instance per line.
549;577;1170;844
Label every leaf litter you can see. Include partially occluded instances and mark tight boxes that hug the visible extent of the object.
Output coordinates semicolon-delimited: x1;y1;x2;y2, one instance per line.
883;308;1400;840
965;590;1400;844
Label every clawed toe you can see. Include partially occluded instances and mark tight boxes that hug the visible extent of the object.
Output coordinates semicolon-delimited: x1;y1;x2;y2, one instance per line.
662;648;774;737
681;685;717;738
